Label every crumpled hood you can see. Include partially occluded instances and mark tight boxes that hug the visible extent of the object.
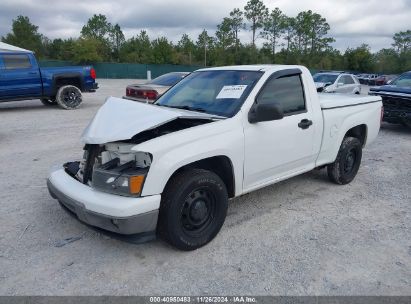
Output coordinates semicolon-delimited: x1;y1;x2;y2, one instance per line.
81;97;216;144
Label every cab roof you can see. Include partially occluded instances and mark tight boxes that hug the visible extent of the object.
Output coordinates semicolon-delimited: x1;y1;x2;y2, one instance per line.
0;42;32;53
196;64;304;73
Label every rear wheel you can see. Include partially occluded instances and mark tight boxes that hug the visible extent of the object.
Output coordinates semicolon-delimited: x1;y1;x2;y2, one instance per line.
56;85;82;109
40;97;57;106
327;137;362;185
158;169;228;251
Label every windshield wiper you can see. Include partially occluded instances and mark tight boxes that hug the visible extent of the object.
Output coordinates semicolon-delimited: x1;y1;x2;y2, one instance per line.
160;104;207;113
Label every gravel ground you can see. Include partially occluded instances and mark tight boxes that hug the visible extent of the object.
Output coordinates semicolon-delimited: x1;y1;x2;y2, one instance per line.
0;80;409;295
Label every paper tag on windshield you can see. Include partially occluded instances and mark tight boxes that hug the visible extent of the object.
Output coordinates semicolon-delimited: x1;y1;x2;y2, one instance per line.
216;85;247;99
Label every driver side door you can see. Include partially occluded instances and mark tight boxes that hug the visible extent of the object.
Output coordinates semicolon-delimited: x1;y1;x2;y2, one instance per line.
243;69;316;192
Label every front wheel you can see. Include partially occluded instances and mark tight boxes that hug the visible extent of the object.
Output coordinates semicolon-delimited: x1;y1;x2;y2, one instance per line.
56;85;82;110
158;169;228;251
327;137;362;185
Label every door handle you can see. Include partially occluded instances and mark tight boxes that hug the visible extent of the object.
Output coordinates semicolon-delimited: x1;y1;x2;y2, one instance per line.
28;71;38;75
298;119;313;129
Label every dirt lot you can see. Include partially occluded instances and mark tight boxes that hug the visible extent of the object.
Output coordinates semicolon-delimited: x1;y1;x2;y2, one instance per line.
0;80;410;295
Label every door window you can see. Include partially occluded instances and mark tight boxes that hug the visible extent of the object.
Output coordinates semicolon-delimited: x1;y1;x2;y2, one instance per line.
256;74;306;115
2;54;32;69
341;75;355;84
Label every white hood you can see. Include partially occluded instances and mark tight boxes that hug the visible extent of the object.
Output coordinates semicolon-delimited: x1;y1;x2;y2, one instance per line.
81;97;216;144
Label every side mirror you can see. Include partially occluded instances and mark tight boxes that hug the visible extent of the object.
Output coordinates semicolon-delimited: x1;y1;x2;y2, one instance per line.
337;82;344;87
248;103;284;123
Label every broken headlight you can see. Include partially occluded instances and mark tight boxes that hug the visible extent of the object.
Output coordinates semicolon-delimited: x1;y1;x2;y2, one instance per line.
92;158;148;197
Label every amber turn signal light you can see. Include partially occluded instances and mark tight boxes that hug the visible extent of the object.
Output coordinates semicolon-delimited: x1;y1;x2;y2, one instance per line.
129;175;145;194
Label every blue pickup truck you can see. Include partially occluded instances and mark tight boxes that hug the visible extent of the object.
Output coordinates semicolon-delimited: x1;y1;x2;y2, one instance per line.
0;47;98;109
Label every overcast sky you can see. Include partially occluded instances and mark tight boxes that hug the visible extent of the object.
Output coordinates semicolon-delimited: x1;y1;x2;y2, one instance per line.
1;0;411;52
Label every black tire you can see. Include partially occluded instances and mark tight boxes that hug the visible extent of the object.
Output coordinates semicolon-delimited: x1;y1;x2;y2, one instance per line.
40;97;57;106
158;169;228;251
56;85;82;110
327;137;362;185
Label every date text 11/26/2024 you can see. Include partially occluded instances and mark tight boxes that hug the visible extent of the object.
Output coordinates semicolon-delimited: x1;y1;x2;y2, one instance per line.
149;296;257;303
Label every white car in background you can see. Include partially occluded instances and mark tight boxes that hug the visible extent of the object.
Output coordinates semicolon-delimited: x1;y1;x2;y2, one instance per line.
314;72;361;94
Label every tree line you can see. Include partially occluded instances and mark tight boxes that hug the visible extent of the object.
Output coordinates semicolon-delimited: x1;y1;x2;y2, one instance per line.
1;0;411;73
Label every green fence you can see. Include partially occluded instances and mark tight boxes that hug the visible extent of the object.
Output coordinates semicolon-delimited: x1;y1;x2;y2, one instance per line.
39;60;203;79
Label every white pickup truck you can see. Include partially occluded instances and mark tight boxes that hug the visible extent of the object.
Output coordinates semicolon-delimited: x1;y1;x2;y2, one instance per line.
47;65;382;250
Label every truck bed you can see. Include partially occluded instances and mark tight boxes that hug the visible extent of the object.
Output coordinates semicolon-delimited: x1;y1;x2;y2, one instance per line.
319;93;381;109
315;93;382;169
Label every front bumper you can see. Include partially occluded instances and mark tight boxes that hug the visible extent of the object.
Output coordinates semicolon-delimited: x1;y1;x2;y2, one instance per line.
47;167;160;235
382;109;411;124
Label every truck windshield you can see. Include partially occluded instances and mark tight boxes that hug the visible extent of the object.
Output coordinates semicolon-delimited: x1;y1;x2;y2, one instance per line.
155;70;263;117
391;73;411;87
313;73;338;84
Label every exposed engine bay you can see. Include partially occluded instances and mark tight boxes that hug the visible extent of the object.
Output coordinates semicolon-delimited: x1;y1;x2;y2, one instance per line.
65;144;150;183
126;117;212;144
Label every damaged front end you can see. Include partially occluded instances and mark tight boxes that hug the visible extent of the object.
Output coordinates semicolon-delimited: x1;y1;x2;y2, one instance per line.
48;140;161;237
63;96;219;195
47;96;226;239
64;143;152;197
47;96;223;237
